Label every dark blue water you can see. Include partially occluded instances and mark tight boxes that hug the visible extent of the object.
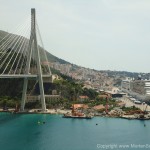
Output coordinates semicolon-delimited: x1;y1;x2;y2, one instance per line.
0;113;150;150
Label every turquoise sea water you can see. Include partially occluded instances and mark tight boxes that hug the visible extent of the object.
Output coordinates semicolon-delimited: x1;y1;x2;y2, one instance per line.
0;113;150;150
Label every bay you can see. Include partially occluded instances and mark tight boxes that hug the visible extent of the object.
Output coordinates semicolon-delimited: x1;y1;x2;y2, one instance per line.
0;113;150;150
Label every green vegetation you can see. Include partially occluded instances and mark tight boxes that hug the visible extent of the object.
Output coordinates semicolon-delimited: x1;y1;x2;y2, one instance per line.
53;79;99;101
0;73;100;109
122;106;140;112
0;79;23;98
89;98;116;107
0;96;20;108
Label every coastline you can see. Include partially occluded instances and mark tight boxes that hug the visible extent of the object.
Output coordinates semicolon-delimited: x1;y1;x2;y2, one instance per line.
1;108;150;120
0;108;71;115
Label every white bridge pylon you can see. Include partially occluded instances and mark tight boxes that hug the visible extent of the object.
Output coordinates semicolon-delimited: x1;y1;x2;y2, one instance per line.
0;8;52;112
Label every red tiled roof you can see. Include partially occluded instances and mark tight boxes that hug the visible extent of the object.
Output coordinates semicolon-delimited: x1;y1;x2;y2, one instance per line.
73;104;89;109
93;105;105;110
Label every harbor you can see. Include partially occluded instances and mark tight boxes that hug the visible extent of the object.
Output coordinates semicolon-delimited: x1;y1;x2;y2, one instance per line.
1;95;150;120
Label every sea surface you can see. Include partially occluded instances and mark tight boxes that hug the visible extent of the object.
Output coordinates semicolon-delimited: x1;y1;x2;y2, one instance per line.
0;112;150;150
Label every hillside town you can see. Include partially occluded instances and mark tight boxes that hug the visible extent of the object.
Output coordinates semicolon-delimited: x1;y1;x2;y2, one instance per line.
50;62;116;92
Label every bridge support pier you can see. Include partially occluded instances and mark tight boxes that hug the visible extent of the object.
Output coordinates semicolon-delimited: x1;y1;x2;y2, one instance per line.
20;8;46;112
20;78;28;111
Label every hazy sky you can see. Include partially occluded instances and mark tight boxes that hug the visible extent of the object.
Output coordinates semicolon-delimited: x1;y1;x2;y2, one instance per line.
0;0;150;73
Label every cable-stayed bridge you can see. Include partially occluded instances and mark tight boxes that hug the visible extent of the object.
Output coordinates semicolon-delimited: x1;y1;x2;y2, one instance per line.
0;9;52;112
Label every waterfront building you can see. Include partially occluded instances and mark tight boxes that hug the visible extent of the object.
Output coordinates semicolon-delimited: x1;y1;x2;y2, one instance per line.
26;94;61;103
121;78;150;101
122;79;150;95
131;80;150;95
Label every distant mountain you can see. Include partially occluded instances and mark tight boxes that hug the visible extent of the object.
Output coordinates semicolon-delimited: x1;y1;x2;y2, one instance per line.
45;51;70;64
100;70;150;80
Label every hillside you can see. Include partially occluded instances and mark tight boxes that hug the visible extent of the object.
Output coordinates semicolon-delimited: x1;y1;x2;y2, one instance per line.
0;30;148;77
0;30;149;91
0;30;70;65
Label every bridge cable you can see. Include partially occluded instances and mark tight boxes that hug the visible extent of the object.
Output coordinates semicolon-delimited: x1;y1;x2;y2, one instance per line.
0;18;30;62
0;21;30;74
36;20;51;75
9;25;30;74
